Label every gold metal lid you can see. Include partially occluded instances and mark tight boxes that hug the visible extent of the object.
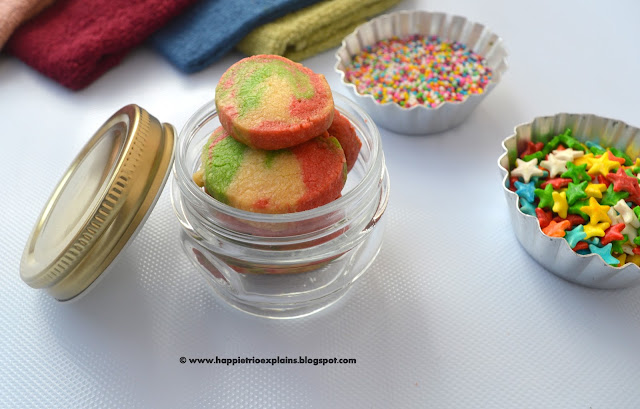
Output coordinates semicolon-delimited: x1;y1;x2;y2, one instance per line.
20;105;175;301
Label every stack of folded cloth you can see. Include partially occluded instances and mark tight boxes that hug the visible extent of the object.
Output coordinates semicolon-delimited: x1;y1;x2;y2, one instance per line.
3;0;400;90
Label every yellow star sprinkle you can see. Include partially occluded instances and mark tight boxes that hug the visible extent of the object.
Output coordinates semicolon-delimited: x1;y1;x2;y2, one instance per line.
552;191;568;218
583;222;610;239
616;253;627;265
586;153;621;176
573;153;594;167
584;183;607;199
627;254;640;267
580;197;611;225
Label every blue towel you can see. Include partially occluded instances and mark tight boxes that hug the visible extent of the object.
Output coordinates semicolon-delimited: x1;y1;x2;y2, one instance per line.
150;0;323;73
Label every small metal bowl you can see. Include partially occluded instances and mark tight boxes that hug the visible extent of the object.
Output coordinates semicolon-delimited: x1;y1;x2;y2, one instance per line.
498;113;640;289
335;10;508;135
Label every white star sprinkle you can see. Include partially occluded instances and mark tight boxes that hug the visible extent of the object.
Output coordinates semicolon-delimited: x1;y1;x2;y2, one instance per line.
511;158;544;183
552;148;585;162
613;199;640;228
622;243;635;255
540;153;568;178
607;208;624;225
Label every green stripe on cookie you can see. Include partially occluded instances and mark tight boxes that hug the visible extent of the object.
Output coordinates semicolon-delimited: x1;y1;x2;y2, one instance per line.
236;59;315;117
204;135;247;204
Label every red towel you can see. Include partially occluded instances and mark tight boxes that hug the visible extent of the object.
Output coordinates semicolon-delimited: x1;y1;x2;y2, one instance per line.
6;0;199;90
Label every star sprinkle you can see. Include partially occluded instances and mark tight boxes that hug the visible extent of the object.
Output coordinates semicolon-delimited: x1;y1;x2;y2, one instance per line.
583;222;610;239
601;223;625;245
588;243;620;265
535;208;552;228
511;158;545;183
573;153;594;167
565;225;586;248
612;199;640;228
541;178;572;189
621;223;638;243
552;147;584;162
561;162;590;183
586;152;621;176
514;181;536;203
584;183;607;199
568;198;590;219
586;141;606;156
611;240;625;255
600;183;629;206
607;207;624;225
540;153;568;178
511;127;640;263
552;191;568;218
606;168;640;204
520;141;545;159
542;220;571;237
580;197;611;225
535;184;554;209
565;181;588;205
573;241;589;251
555;214;586;226
518;198;537;216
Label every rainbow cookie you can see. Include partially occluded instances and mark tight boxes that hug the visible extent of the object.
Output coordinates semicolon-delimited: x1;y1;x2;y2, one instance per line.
327;110;362;172
200;126;347;214
215;55;334;150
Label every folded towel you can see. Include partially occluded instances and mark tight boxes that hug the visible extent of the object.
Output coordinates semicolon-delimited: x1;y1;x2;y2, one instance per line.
0;0;55;49
237;0;401;61
150;0;323;74
6;0;199;90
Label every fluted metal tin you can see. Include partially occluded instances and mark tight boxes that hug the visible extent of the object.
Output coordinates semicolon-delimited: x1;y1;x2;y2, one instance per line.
499;113;640;289
335;10;508;135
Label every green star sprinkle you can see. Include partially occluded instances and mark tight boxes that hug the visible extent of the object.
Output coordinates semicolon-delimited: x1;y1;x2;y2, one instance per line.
523;151;545;163
561;162;590;183
611;240;624;255
535;184;554;209
558;130;585;151
568;198;590;219
600;183;629;206
566;181;588;205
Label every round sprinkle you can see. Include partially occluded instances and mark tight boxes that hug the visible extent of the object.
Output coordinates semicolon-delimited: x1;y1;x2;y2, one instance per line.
343;35;492;109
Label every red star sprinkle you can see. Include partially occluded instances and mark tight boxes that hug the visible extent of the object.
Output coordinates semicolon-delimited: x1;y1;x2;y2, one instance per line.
606;151;626;165
535;208;552;228
573;241;589;251
593;175;611;187
541;178;572;189
601;223;625;245
606;168;640;204
520;141;545;159
633;247;640;255
509;176;519;191
553;214;586;227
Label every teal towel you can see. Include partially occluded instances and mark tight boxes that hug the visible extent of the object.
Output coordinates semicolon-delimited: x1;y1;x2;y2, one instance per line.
151;0;322;73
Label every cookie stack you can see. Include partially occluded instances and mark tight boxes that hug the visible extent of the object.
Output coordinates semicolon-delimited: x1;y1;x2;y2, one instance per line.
195;55;361;214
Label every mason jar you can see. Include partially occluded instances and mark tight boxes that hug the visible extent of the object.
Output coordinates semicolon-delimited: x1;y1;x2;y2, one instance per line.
171;93;390;318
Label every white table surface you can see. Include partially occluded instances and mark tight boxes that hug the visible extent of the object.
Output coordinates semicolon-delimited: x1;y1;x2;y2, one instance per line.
2;0;640;407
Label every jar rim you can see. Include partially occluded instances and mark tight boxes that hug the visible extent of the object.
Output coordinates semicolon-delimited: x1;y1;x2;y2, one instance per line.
173;92;383;223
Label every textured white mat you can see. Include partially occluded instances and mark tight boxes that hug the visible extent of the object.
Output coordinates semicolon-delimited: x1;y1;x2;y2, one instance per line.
2;0;640;407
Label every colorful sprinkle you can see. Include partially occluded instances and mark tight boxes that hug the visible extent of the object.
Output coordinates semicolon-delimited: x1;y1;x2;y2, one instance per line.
343;35;492;109
510;128;640;267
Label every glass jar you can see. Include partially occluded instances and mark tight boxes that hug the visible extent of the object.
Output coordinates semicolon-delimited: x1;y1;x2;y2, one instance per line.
171;93;390;318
